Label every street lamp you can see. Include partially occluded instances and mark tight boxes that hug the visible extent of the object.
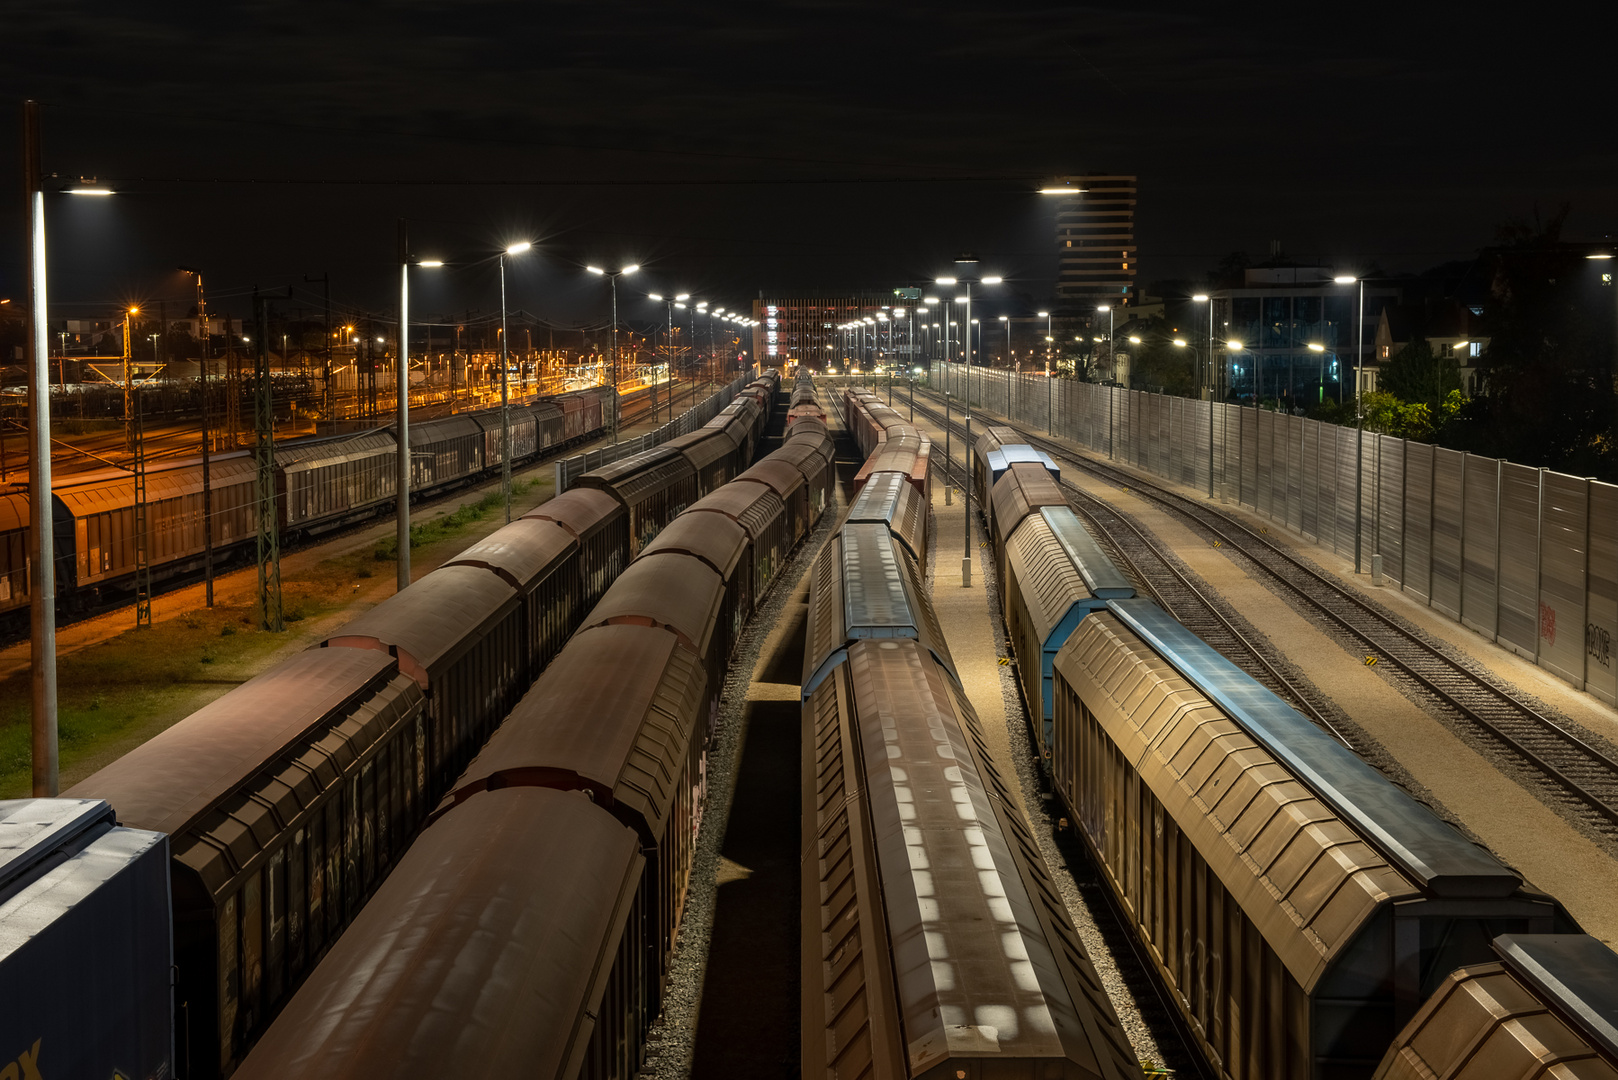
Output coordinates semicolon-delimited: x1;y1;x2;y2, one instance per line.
1096;304;1115;383
498;241;534;522
936;258;1002;587
648;291;689;423
395;221;447;590
587;263;639;445
1332;274;1367;572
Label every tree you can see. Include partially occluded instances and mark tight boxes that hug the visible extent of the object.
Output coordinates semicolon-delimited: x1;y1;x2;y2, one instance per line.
1381;337;1461;409
1473;207;1617;473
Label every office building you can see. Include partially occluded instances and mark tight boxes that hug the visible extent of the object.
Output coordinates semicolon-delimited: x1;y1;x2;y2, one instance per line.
1052;175;1137;310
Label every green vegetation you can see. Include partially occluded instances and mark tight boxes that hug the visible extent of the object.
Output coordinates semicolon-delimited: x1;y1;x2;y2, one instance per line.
369;476;543;561
0;473;553;797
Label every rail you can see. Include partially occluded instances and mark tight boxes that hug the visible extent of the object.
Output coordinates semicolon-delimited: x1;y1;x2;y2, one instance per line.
921;385;1618;839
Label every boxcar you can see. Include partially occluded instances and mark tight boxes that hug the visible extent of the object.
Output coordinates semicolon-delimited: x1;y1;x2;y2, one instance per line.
1051;598;1567;1080
572;445;698;556
582;551;727;747
1373;934;1618;1080
442;516;586;679
844;468;928;566
522;487;631;602
0;799;172;1080
67;648;427;1080
989;459;1070;585
1002;505;1134;760
666;427;743;499
323;565;523;795
684;481;789;604
801;522;954;698
234;786;648;1080
444;623;710;1011
469;403;537;467
772;430;836;522
851;431;930;500
276;431;396;535
58;454;257;591
801;638;1142;1080
735;459;810;546
0;489;76;619
641;512;751;664
404;414;483;494
973;423;1024;508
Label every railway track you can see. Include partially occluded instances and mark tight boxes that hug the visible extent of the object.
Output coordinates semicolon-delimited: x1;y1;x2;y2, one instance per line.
914;395;1351;748
915;385;1618;841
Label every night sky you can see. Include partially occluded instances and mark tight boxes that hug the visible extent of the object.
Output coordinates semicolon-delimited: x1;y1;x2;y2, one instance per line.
1;2;1613;332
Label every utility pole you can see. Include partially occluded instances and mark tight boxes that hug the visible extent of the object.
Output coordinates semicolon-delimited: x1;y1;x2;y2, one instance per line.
180;267;214;606
396;220;411;591
306;273;331;422
253;289;283;632
24;99;59;796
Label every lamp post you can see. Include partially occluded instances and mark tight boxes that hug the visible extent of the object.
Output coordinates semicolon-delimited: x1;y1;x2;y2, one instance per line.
587;263;639;445
394;222;446;591
1333;274;1367;572
649;292;689;424
936;259;1002;587
1096;304;1115;384
499;242;533;523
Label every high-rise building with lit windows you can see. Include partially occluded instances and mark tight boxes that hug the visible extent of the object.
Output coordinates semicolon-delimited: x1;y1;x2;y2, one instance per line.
1052;175;1136;310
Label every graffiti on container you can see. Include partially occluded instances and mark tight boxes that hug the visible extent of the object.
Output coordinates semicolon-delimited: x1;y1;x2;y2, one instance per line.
1589;622;1613;668
1540;602;1557;646
3;1039;42;1080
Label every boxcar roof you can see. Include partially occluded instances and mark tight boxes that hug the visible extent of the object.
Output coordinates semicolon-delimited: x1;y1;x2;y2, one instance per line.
443;517;576;592
0;492;28;533
840;640;1140;1077
466;408;534;435
522;487;621;540
990;461;1067;540
667;428;736;471
323;565;519;685
233;787;642;1080
576;445;683;487
1496;934;1618;1063
586;552;722;659
802;527;955;696
639;512;747;578
686;483;785;543
449;624;707;843
1042;507;1133;598
274;430;394;466
1109;598;1521;898
844;472;925;563
67;648;400;837
736;459;806;500
1005;516;1108;646
404;413;484;447
0;798;116;889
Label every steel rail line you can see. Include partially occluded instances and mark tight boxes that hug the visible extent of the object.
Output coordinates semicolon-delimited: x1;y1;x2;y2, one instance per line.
909;391;1351;748
920;386;1618;835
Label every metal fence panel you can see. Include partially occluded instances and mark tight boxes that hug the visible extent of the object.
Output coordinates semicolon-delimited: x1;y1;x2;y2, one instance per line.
1262;411;1283;524
1376;437;1405;587
1301;420;1321;541
1430;447;1465;619
1211;403;1233;502
1461;456;1500;637
1497;463;1541;658
1539;471;1588;687
1332;425;1358;562
1587;482;1618;705
1281;414;1307;531
1403;442;1434;602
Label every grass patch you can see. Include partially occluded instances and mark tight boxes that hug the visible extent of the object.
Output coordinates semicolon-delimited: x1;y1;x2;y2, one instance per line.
370;477;542;561
0;474;552;798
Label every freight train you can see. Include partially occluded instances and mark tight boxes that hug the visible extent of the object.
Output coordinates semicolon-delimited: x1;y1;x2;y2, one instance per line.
0;385;619;632
795;387;1143;1079
24;373;776;1080
228;370;834;1077
966;416;1602;1079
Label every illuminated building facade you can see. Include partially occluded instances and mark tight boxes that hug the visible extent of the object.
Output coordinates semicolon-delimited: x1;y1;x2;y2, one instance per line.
750;295;910;370
1053;174;1137;310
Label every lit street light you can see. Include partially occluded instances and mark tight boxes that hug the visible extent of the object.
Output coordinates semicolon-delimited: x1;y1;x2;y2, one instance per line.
586;263;639;445
936;258;1002;586
498;241;534;522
